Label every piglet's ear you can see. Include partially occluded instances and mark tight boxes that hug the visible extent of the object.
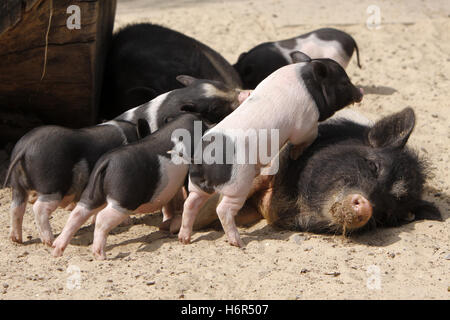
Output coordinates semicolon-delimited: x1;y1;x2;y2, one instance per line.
137;119;151;139
176;75;198;87
368;107;415;149
290;51;311;63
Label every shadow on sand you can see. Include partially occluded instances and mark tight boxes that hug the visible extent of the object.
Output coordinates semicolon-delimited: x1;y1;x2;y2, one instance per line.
36;186;447;255
357;84;397;96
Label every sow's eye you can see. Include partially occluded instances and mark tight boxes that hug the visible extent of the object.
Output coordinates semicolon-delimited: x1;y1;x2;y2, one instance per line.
365;159;379;177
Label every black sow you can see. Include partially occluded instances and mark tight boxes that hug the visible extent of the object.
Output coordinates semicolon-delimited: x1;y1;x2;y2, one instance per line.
100;23;242;119
260;107;442;233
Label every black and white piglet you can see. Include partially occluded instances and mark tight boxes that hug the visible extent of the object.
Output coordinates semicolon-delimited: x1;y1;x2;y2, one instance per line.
3;120;149;246
114;75;251;133
235;28;361;89
52;114;205;259
101;23;243;119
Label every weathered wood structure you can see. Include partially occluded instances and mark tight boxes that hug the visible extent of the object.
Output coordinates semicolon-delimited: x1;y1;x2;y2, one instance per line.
0;0;117;147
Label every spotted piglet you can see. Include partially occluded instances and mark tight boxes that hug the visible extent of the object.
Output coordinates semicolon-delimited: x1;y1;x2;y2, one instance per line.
3;120;148;246
52;114;205;259
235;28;361;89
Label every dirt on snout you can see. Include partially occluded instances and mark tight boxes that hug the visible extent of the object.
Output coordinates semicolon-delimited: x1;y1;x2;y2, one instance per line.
0;0;449;299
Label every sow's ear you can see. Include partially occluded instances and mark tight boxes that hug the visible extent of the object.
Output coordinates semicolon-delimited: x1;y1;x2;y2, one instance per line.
367;107;415;149
411;200;443;221
176;75;198;87
137;119;151;139
290;51;312;63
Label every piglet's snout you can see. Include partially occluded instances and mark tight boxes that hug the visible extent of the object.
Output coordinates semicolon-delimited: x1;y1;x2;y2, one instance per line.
237;90;252;105
355;88;364;103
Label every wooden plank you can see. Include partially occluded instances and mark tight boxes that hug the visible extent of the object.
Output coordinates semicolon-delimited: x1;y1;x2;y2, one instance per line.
0;0;117;147
0;1;98;56
0;0;43;35
0;0;22;35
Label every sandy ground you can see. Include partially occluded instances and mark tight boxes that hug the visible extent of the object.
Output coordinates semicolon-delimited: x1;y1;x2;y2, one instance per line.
0;0;449;300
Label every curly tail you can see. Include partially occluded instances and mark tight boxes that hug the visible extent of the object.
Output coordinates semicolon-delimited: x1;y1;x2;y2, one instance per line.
88;159;109;200
3;150;25;188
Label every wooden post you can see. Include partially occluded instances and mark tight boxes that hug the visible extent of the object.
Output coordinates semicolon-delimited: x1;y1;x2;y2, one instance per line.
0;0;117;146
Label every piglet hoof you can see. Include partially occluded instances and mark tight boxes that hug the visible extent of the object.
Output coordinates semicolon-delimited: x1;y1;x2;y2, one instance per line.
227;232;245;248
40;234;55;247
228;238;244;248
9;232;23;244
93;249;107;261
158;219;171;231
51;238;66;257
159;216;182;234
42;238;54;247
51;246;64;258
169;215;182;234
178;228;192;244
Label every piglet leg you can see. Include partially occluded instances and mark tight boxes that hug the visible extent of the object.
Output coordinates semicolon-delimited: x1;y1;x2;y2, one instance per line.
178;191;211;244
162;201;175;222
28;191;38;204
91;213;97;225
9;188;29;243
159;202;182;234
160;190;184;233
91;211;130;228
216;195;246;247
33;198;60;246
52;204;103;257
64;202;77;211
92;206;129;260
59;194;76;209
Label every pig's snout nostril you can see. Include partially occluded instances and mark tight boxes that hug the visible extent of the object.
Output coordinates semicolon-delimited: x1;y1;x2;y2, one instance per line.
352;194;371;214
351;195;366;209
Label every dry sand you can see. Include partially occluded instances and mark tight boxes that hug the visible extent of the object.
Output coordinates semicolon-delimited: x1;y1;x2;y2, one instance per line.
0;0;449;299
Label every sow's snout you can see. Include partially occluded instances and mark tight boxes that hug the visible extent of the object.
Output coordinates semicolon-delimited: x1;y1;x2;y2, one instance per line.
330;193;372;230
